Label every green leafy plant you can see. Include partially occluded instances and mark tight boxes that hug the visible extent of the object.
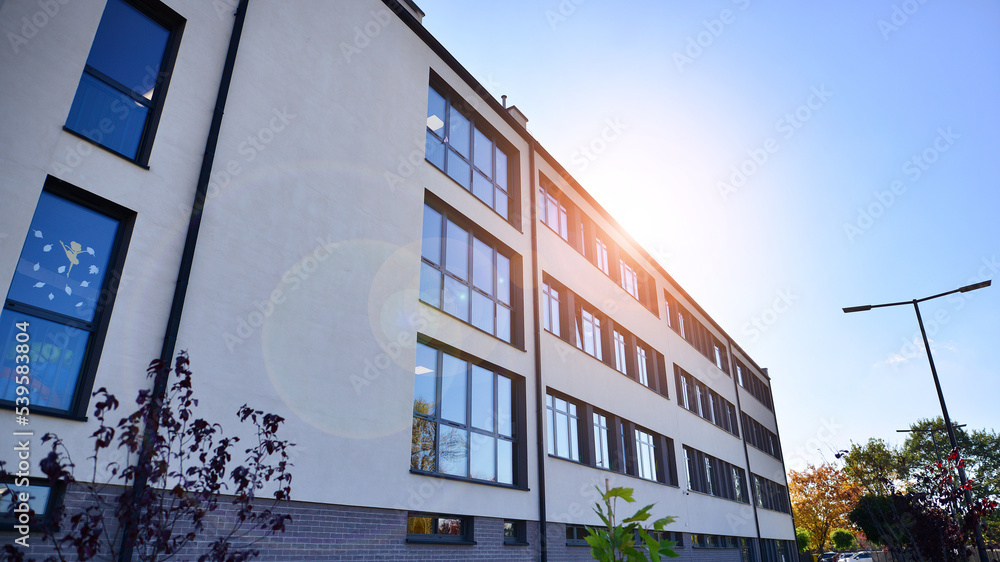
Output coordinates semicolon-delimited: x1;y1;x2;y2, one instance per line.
585;485;679;561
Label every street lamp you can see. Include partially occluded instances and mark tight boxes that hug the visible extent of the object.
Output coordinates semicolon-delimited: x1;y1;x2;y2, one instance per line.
844;280;991;560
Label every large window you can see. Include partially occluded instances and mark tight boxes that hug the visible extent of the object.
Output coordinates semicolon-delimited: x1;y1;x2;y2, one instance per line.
426;85;510;219
742;413;782;460
620;260;638;299
546;394;579;462
540;185;568;241
65;0;183;164
420;203;515;343
752;474;791;514
736;359;774;410
412;343;516;485
0;181;133;417
595;237;610;275
613;330;627;374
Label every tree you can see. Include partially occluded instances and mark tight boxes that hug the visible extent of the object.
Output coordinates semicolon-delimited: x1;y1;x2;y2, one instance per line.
585;486;678;561
842;438;908;496
1;353;294;562
789;463;860;553
830;528;856;551
848;448;998;561
795;528;813;553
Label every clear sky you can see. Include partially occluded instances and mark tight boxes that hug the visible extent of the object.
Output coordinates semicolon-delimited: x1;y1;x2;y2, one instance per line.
413;0;1000;472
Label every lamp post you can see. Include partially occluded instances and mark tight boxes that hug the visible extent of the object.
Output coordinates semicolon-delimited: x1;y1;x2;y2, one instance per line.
844;280;991;560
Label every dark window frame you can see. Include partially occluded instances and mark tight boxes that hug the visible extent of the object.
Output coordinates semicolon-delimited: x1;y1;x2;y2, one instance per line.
64;0;185;167
0;177;135;420
410;338;526;489
0;476;65;531
406;512;476;545
566;524;591;547
425;78;517;224
503;519;528;545
419;196;522;348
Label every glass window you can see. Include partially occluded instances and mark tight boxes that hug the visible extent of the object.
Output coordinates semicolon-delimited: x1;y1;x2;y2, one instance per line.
546;394;579;461
613;330;627;374
420;204;516;343
595;237;609;275
411;344;517;485
425;86;512;219
636;345;648;386
406;513;472;543
1;187;129;416
542;282;560;337
635;429;657;481
579;309;602;361
65;0;179;163
620;260;639;299
593;413;610;469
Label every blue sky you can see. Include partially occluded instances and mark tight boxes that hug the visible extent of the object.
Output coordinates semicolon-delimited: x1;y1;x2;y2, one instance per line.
414;0;1000;471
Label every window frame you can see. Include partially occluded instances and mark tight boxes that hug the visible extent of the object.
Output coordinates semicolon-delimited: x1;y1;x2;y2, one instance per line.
0;177;135;420
425;82;514;222
64;0;185;167
0;477;65;531
406;512;476;545
541;282;560;337
410;340;523;488
546;392;580;462
419;198;520;346
503;519;528;546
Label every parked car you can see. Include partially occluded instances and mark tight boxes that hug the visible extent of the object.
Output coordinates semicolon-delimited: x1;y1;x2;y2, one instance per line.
852;552;872;560
819;553;837;562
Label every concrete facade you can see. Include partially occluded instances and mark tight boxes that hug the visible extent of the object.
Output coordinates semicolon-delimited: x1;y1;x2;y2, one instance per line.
0;0;795;560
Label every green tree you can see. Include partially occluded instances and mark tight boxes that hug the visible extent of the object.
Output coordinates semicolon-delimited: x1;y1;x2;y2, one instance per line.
842;438;908;496
585;486;678;561
795;528;813;553
830;528;856;551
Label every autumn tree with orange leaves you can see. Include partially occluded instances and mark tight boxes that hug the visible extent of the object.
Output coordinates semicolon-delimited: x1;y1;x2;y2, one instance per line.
789;462;860;553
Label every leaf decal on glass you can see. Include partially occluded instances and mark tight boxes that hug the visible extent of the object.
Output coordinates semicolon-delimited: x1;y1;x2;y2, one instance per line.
33;263;40;271
58;266;66;274
33;282;45;288
89;265;99;275
76;302;83;308
43;244;52;252
48;293;54;300
34;230;43;238
80;280;90;287
65;285;72;296
86;247;95;256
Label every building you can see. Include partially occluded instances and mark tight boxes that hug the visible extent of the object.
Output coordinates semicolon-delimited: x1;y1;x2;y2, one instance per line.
0;0;796;559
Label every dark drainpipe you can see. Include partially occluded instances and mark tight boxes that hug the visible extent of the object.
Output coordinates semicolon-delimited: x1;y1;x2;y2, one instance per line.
727;336;763;562
528;138;548;562
119;1;249;560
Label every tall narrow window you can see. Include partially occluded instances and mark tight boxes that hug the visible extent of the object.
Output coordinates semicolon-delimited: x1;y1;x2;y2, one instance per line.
541;282;560;337
620;260;638;299
65;0;183;164
635;429;657;481
635;345;648;387
420;203;515;343
412;343;516;485
578;309;602;361
593;413;610;469
546;394;579;461
426;85;511;219
595;237;609;275
540;186;568;241
0;181;133;417
613;330;627;375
